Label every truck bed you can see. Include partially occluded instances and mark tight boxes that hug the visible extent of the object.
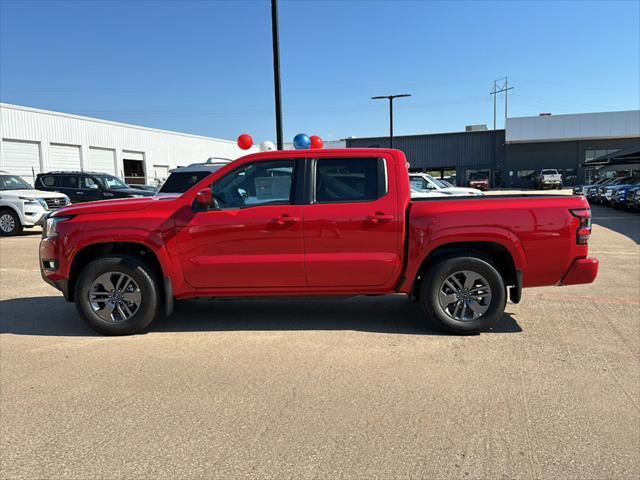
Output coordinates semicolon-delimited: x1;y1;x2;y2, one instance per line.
406;194;590;288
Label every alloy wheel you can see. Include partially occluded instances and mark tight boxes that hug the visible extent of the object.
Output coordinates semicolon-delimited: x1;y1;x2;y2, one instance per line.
89;272;142;322
438;270;492;321
0;213;15;233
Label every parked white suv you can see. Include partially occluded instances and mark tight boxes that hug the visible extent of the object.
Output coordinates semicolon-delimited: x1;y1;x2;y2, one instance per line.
0;172;70;236
409;173;484;197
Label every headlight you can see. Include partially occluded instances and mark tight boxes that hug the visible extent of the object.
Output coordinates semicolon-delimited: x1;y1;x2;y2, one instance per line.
43;216;72;238
19;197;48;209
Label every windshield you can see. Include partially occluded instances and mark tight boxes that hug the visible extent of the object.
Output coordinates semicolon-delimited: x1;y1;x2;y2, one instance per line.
159;170;215;194
409;174;446;191
440;179;454;187
620;177;639;185
427;175;447;188
0;175;33;190
94;174;129;190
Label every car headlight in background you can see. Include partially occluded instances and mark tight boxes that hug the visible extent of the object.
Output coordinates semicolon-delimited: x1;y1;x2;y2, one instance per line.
19;197;48;209
43;216;72;238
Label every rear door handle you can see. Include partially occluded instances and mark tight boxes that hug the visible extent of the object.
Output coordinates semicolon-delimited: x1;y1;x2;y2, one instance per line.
274;213;300;225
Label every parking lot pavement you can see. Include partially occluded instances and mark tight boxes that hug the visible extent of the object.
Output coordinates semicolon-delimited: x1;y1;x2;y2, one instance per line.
1;206;638;480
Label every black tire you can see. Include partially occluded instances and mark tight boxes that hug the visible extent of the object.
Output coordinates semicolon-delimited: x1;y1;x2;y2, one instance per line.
420;256;507;335
0;209;23;236
74;255;160;335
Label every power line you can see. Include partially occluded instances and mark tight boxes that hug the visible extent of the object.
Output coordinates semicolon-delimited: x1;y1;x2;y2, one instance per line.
490;77;514;129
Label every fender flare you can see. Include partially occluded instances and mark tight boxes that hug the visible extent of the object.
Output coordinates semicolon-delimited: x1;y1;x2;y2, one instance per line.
402;226;527;294
66;228;184;307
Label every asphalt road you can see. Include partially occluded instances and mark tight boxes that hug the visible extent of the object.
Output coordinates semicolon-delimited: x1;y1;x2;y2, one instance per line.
1;205;638;479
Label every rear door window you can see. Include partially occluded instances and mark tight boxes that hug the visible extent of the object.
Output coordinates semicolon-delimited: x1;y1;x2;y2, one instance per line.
59;175;80;189
315;158;386;203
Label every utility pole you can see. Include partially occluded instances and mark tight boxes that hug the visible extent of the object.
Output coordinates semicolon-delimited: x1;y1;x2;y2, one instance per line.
371;94;411;149
492;80;497;130
490;77;513;129
504;76;510;126
270;0;284;150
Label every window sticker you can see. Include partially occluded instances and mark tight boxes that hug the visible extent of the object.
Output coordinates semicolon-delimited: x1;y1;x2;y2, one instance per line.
254;176;290;200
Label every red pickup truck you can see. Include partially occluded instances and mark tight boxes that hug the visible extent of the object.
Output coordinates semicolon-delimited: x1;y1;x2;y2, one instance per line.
39;148;598;335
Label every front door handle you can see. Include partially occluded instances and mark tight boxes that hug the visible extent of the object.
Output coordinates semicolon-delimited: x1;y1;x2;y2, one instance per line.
366;212;394;224
274;213;299;225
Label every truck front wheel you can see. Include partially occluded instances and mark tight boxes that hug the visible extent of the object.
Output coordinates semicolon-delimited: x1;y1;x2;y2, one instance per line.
74;255;160;335
420;256;506;334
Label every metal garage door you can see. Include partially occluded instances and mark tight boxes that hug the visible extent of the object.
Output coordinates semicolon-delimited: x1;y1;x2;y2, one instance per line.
89;147;116;174
152;164;169;183
49;144;81;171
1;139;41;181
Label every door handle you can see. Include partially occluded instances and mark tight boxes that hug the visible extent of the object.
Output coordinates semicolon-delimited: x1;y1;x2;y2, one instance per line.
274;213;299;225
76;191;84;194
366;212;394;224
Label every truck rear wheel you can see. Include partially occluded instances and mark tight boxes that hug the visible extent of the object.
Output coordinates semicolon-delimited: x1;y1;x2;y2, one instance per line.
74;255;160;335
420;256;506;334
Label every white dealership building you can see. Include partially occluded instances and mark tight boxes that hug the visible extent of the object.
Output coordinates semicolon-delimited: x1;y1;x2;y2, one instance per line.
0;103;255;185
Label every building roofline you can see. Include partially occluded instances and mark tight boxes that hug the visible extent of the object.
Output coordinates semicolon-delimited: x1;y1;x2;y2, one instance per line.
508;109;639;122
0;102;239;144
342;129;505;142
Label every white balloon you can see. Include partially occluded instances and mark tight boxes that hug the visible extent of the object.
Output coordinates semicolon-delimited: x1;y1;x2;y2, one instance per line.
259;141;276;152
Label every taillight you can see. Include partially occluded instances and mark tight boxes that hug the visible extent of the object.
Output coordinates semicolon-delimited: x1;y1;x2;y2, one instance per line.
571;209;591;245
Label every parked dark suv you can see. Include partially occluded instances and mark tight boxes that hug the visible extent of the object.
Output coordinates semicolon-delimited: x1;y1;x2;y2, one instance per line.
35;171;155;203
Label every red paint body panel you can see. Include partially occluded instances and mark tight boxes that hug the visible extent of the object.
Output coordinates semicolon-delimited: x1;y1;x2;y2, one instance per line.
39;148;598;303
174;205;306;288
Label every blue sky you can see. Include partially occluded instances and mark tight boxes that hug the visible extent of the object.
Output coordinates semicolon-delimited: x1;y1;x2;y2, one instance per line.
1;0;638;143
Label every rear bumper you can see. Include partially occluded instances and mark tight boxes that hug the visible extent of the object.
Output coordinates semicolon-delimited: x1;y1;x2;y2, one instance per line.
560;258;599;286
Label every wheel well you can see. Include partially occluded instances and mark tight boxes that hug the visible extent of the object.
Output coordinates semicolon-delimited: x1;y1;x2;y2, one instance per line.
68;242;164;302
0;205;20;216
412;242;517;297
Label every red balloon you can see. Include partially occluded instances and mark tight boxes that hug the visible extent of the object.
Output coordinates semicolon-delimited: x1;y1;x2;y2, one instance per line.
237;133;253;150
310;135;323;149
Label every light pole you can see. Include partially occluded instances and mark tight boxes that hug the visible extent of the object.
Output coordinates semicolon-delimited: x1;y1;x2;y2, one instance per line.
371;94;411;148
271;0;284;149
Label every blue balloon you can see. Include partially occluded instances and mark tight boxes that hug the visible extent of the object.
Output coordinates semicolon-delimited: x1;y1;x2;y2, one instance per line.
293;133;311;150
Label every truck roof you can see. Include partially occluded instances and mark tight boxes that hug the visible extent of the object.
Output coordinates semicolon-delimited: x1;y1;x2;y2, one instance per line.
236;148;402;162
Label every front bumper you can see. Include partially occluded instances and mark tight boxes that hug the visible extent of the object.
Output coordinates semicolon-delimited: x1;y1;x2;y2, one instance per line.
39;235;72;301
21;208;47;227
560;258;599;286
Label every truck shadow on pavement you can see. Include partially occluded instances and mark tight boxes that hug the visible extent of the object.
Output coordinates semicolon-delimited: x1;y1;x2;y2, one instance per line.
0;295;522;336
590;205;639;244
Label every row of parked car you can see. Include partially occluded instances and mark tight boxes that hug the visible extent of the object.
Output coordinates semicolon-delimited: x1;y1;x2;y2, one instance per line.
573;175;640;211
0;159;234;236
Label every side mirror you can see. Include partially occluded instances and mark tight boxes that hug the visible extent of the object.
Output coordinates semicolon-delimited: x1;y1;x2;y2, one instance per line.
194;188;213;211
